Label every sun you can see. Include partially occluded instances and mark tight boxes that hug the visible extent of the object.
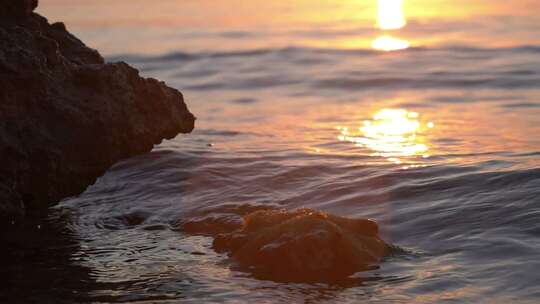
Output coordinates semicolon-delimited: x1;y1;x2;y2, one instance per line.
373;0;409;51
377;0;407;30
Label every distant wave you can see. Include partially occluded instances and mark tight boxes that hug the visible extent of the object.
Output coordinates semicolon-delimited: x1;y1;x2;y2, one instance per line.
311;76;540;91
107;45;540;63
173;73;539;92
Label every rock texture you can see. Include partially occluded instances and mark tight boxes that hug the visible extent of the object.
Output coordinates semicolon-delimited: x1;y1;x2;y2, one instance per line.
0;0;195;222
183;207;390;283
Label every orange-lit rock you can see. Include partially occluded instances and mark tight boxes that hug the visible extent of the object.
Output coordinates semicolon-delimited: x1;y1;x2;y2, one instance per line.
213;208;390;283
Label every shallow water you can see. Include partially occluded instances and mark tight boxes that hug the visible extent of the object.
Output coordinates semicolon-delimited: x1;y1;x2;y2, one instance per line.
5;1;540;303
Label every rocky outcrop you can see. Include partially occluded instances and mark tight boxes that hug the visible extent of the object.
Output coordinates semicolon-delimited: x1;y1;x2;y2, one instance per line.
0;0;195;222
183;207;390;283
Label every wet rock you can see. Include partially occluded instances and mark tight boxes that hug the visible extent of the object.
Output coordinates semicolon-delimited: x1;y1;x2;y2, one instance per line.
182;213;245;235
212;208;390;283
0;0;195;222
181;204;276;235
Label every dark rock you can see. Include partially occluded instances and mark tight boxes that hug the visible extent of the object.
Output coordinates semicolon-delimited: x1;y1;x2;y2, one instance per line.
0;0;195;222
0;0;38;23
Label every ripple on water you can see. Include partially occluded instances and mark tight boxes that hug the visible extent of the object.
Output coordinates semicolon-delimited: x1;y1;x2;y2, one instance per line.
34;41;540;302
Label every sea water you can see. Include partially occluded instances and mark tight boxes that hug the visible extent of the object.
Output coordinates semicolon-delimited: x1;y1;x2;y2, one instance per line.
6;1;540;302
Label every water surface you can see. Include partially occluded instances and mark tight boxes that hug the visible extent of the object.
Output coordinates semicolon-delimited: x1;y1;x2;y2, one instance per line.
7;1;540;302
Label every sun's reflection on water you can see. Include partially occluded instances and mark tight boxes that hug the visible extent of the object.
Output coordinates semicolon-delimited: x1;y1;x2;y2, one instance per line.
372;35;410;51
337;109;434;163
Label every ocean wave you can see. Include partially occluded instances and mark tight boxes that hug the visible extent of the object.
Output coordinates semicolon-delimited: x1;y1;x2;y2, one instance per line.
106;45;540;93
107;45;540;64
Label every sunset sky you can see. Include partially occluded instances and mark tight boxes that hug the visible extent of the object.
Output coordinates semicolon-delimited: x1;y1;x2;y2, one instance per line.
40;0;540;29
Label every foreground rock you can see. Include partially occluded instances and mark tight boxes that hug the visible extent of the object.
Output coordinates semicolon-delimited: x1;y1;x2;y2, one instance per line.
0;0;195;222
184;207;390;283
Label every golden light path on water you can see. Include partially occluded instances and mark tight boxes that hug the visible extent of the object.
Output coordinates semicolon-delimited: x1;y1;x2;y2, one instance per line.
337;109;434;164
373;0;410;52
